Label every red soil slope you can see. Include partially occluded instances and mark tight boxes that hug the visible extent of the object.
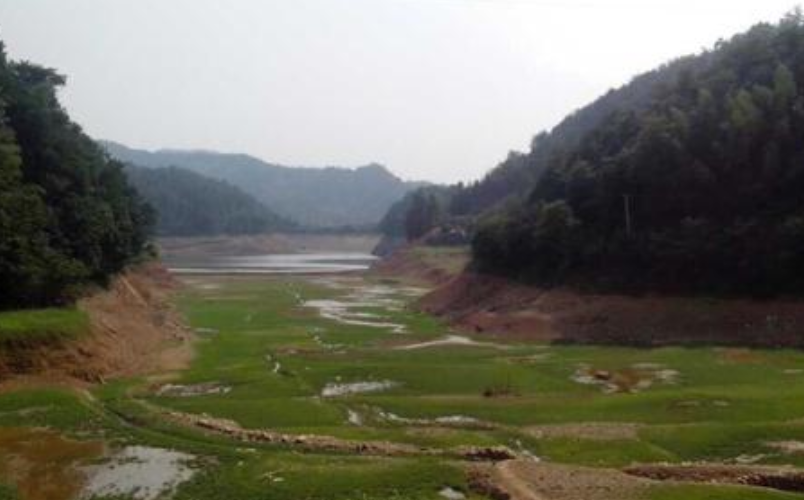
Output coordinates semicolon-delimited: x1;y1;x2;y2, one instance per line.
0;263;193;387
420;272;804;347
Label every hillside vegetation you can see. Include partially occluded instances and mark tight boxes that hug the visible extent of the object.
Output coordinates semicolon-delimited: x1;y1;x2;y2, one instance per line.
475;12;804;295
103;141;421;228
0;43;152;309
125;165;293;236
383;13;804;297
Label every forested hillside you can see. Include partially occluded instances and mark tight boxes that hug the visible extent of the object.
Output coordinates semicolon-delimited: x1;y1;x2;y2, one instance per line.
378;15;678;240
474;12;804;295
125;165;292;236
103;141;420;228
0;43;153;309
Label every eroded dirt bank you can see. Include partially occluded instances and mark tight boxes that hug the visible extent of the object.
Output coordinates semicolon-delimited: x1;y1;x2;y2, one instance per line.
420;271;804;347
0;263;192;386
371;244;470;286
373;245;804;347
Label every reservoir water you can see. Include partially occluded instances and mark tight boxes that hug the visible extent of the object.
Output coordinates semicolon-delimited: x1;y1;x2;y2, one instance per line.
166;253;378;275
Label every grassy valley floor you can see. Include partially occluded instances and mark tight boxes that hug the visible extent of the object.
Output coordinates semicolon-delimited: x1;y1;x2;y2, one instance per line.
2;271;804;499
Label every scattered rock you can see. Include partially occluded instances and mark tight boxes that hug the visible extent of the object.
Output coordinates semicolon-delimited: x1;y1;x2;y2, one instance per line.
439;486;466;500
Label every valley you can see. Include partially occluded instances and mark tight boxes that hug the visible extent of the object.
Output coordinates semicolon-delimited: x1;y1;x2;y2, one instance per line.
2;249;804;499
4;5;804;500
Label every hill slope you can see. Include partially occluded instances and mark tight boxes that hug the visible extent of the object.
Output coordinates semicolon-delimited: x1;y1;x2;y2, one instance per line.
474;12;804;295
0;43;152;309
102;141;419;228
376;36;676;242
124;165;293;236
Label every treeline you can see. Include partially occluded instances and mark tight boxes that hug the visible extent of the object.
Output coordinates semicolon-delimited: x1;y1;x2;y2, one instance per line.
379;24;676;241
474;11;804;295
0;43;153;309
103;141;422;229
125;165;293;236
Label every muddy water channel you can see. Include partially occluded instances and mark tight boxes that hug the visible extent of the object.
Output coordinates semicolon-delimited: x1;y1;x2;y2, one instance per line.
0;428;195;500
0;428;103;500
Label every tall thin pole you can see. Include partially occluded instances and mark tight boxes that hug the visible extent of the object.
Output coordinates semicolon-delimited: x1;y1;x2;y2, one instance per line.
623;194;633;237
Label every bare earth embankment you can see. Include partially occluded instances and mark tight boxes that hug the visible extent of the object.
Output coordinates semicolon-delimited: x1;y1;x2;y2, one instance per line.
0;263;193;387
421;272;804;348
375;245;804;348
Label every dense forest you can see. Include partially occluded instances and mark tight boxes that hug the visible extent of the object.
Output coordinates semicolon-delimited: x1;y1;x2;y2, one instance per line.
103;141;421;228
0;43;153;309
125;165;292;236
472;12;804;295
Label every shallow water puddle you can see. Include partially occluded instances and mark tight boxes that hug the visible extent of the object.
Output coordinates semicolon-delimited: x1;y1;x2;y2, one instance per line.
321;380;398;397
157;382;231;397
303;278;415;334
303;299;407;334
395;335;505;350
82;446;195;500
377;409;490;428
0;427;104;500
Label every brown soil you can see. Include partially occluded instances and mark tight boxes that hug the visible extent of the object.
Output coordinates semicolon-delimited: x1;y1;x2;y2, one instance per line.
471;459;650;500
419;272;804;347
624;463;804;493
371;245;467;287
523;423;642;441
473;459;804;499
0;262;193;388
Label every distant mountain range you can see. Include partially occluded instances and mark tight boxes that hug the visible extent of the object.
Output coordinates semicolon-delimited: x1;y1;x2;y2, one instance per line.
125;165;293;237
101;141;423;228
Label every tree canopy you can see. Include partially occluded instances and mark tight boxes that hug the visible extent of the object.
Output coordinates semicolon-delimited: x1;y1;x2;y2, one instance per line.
0;43;153;309
473;12;804;295
124;165;293;237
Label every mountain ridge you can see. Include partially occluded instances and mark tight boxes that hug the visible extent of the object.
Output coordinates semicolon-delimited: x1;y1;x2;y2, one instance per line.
101;140;422;228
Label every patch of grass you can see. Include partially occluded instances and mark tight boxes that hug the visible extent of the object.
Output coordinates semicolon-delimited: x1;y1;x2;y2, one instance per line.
0;485;18;500
7;273;804;499
173;453;463;500
0;307;88;344
0;389;102;431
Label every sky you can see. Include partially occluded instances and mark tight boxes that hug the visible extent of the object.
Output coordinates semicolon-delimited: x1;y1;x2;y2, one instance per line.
0;0;798;183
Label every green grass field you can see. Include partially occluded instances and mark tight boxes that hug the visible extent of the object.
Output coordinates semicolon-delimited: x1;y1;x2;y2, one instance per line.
0;308;88;344
1;273;804;499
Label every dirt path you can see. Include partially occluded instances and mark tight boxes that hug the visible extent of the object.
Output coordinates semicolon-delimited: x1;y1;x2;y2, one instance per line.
495;460;545;500
476;459;650;500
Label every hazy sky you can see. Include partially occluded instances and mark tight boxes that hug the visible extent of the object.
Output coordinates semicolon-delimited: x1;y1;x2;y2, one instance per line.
0;0;797;182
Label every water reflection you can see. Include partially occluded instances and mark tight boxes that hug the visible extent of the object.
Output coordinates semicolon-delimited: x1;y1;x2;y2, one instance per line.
167;253;377;275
